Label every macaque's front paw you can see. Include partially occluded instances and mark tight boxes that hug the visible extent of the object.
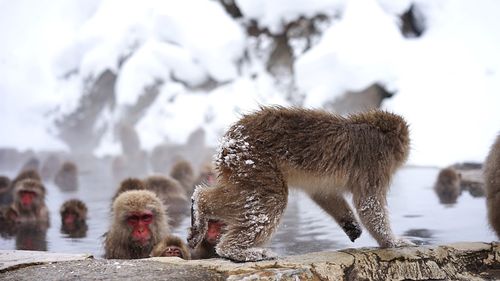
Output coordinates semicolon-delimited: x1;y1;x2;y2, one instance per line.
187;226;204;248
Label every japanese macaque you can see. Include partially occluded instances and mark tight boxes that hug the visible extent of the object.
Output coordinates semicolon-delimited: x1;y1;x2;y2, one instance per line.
60;199;88;238
189;106;412;262
170;160;196;196
434;168;462;204
190;220;225;259
11;169;41;189
40;154;62;181
54;161;79;191
485;135;500;238
0;175;12;205
144;175;189;227
112;178;146;203
11;178;49;224
194;162;217;189
104;190;169;259
150;234;191;259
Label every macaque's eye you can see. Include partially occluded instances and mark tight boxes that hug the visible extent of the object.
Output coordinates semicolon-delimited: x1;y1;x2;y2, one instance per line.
141;214;153;223
127;215;139;224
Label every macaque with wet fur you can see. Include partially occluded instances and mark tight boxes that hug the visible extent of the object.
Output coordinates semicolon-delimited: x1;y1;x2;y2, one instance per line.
54;161;79;191
150;234;191;259
434;168;461;204
60;199;88;237
104;190;169;259
144;175;189;227
11;179;49;224
170;160;196;196
189;106;411;262
485;135;500;238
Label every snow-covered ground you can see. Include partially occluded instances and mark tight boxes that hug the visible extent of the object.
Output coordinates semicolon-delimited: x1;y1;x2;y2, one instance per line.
0;0;499;167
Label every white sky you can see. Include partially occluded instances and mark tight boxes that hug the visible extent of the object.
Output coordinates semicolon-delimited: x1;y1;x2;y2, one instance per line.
0;0;499;167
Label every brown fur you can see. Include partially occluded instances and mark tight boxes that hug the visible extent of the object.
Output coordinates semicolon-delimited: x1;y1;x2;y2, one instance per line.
11;169;42;190
104;190;169;259
194;162;216;189
150;234;191;259
144;175;189;227
434;168;461;204
485;134;500;238
112;178;146;203
11;178;49;224
189;106;411;262
170;160;196;196
60;199;88;238
54;161;79;191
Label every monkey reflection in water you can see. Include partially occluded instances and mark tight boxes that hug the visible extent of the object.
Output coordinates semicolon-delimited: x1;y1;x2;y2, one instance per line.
189;106;413;262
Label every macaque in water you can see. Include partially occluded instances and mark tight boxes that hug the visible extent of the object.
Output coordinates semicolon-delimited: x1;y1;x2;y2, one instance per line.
111;178;146;203
170;160;196;196
434;168;462;204
194;162;217;189
190;220;225;259
11;178;49;224
189;106;412;262
144;175;189;227
54;161;79;191
104;190;169;259
60;199;88;238
150;234;191;259
11;169;41;189
485;134;500;238
0;175;12;205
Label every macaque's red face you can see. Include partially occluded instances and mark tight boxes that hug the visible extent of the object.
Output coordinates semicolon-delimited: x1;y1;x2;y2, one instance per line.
206;220;224;245
20;190;36;208
63;211;78;230
127;211;153;245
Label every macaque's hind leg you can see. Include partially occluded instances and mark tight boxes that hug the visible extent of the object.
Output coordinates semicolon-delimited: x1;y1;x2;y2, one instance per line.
216;191;287;262
353;190;413;248
309;192;362;242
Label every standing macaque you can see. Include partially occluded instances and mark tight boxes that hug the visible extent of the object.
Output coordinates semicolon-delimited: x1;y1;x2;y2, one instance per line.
189;106;412;262
0;176;12;205
104;190;169;259
150;234;191;259
190;220;225;259
60;199;88;238
144;175;189;227
170;160;196;196
54;161;79;191
485;135;500;238
10;179;49;224
434;168;462;204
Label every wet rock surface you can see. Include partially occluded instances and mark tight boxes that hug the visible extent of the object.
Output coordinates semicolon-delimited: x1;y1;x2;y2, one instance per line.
1;242;499;280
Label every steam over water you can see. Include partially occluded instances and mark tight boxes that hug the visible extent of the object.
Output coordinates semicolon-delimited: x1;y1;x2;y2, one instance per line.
0;166;495;257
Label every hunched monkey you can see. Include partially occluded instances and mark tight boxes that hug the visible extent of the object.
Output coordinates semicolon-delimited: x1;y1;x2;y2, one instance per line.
189;106;412;262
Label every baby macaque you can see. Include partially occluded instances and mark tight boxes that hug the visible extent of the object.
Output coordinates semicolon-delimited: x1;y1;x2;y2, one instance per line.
190;220;225;259
170;160;196;196
189;106;411;262
434;168;462;204
0;176;12;205
150;234;191;259
54;161;79;191
104;190;169;259
485;135;500;238
144;175;189;227
11;178;49;224
60;199;88;238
